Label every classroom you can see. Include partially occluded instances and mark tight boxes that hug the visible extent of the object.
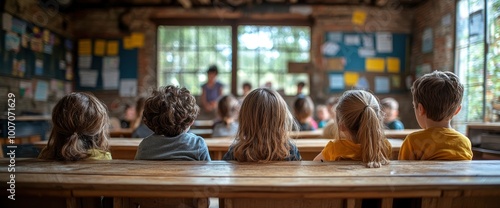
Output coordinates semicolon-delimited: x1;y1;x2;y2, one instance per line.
1;0;500;207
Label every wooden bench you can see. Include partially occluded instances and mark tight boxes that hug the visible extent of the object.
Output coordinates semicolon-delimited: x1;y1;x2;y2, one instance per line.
34;138;403;160
1;159;499;208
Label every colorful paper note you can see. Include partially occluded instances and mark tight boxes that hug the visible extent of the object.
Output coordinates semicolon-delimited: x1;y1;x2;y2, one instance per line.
326;58;344;71
123;36;134;50
366;58;385;72
120;79;137;97
78;39;92;55
375;76;390;93
131;33;145;48
106;41;119;56
344;72;359;86
352;10;367;25
34;80;49;101
391;75;401;88
94;39;106;56
386;57;400;73
329;73;344;90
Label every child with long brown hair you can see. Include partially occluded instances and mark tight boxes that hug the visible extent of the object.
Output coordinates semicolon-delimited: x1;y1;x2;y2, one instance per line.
314;90;391;168
212;95;240;137
293;95;317;131
38;92;111;161
222;88;301;161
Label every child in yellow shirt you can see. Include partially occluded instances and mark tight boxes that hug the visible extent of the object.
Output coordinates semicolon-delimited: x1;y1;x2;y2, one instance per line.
314;90;391;168
398;71;472;160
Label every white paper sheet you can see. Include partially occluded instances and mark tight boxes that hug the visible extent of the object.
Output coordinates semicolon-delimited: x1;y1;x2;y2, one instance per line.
375;76;390;93
344;34;360;46
376;32;393;53
103;69;120;90
78;56;92;69
120;79;137;97
34;80;49;101
78;69;98;87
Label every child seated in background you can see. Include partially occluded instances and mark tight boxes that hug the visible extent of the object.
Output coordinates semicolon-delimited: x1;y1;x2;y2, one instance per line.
381;97;404;130
212;95;240;137
223;88;301;161
399;71;472;160
326;96;339;122
314;90;391;168
120;103;136;128
293;95;317;131
38;92;112;161
315;105;330;128
135;85;211;161
131;97;153;138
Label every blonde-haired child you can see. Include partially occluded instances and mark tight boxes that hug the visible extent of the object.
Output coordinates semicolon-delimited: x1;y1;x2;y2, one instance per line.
38;92;111;161
212;95;240;137
314;90;391;168
222;88;301;161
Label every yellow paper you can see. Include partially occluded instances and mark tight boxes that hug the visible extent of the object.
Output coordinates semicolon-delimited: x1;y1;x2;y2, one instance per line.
344;72;359;86
366;58;385;72
78;39;92;55
131;32;145;48
352;10;367;25
94;39;106;56
391;75;401;88
43;30;50;43
387;57;400;73
326;58;344;71
123;36;134;49
106;41;119;56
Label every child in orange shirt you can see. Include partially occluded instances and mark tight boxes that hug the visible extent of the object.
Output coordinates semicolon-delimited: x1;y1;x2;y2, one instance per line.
314;90;391;168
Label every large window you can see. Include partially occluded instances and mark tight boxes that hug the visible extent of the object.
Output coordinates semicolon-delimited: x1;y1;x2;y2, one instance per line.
455;0;500;132
157;24;311;96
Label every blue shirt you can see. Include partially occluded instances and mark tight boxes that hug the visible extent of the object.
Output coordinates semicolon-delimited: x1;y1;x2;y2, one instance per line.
212;121;239;137
135;132;211;161
386;120;404;130
202;81;223;103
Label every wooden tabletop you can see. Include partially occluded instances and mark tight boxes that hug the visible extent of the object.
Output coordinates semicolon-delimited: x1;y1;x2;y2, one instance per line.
34;138;403;160
1;159;500;198
192;120;214;129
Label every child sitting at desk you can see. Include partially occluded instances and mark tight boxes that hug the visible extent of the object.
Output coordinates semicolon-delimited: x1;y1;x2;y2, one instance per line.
314;90;391;168
135;85;211;161
381;97;404;130
223;88;301;161
398;71;472;160
293;95;317;131
38;92;112;161
212;95;240;137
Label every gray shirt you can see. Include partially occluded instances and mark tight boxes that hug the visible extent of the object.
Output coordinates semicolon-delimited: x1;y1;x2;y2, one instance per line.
212;121;239;137
134;132;211;161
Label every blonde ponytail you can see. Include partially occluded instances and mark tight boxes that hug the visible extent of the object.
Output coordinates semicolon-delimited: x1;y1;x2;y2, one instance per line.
356;106;390;168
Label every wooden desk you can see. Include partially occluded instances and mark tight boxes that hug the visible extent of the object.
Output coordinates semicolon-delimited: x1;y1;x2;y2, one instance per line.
34;138;403;160
192;120;214;129
291;129;420;139
109;128;133;138
1;159;500;208
467;123;500;160
188;129;213;138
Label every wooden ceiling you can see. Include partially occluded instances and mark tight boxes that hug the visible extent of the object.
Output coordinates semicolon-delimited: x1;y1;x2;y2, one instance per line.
55;0;426;11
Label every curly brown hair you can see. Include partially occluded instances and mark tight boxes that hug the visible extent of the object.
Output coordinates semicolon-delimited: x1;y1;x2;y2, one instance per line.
143;85;199;137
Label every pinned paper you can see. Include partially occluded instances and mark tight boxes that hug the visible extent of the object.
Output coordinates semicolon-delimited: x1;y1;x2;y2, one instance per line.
65;66;73;80
103;56;120;70
326;58;344;71
344;34;360;46
321;42;340;56
391;75;401;88
35;59;44;75
103;70;119;90
386;57;400;73
120;79;137;97
123;36;134;49
375;76;390;93
78;39;92;55
21;34;29;48
327;32;343;42
31;37;43;52
78;56;92;69
131;33;145;48
366;58;385;72
19;80;33;98
329;73;344;90
358;48;375;57
5;33;20;51
344;72;359;86
11;18;26;34
356;76;370;90
376;32;393;53
43;29;50;43
106;41;119;56
59;60;66;70
352;10;367;25
12;59;25;77
34;80;49;101
79;69;98;87
362;35;374;48
43;44;53;54
94;39;106;56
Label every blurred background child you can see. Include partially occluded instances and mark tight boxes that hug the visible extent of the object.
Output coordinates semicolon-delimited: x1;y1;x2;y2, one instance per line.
293;95;317;131
315;105;330;128
381;97;404;130
201;65;224;113
212;95;240;137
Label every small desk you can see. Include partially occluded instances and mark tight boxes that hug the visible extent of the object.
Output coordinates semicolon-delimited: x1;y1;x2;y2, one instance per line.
1;159;500;208
34;138;403;160
109;128;134;138
192;120;214;129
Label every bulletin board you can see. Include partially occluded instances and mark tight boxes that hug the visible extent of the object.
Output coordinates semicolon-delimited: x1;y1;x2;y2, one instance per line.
322;32;409;94
74;39;138;94
0;16;73;81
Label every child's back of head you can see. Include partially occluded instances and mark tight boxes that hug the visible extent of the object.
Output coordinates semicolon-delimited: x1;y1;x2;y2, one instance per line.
412;70;464;122
230;88;299;162
217;95;240;123
336;90;390;168
143;85;199;137
39;92;110;161
293;95;315;130
380;97;404;129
